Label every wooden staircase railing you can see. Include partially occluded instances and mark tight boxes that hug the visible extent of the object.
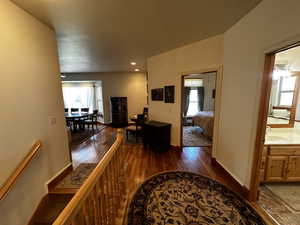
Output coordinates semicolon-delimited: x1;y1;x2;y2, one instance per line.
53;129;126;225
0;140;42;201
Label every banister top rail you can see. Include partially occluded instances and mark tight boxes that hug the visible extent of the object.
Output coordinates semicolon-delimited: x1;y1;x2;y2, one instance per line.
53;129;123;225
0;140;42;201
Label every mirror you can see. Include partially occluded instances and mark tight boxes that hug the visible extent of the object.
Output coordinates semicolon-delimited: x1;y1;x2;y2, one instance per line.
267;73;299;128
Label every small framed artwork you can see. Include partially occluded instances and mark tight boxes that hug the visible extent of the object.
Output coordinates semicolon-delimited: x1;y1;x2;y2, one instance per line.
151;88;164;101
164;85;175;103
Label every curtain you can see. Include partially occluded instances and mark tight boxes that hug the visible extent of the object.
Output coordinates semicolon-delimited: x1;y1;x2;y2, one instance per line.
197;87;204;111
183;87;191;116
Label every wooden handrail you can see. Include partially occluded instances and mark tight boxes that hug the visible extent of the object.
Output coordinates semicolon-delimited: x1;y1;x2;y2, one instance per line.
53;129;125;225
0;140;42;201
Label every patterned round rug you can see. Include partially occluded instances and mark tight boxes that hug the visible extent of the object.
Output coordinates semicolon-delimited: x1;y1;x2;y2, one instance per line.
127;171;266;225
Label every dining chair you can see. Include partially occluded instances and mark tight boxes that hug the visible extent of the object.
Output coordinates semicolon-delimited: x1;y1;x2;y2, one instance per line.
126;114;145;142
83;110;98;131
71;108;79;113
143;107;149;120
64;108;69;113
81;108;89;113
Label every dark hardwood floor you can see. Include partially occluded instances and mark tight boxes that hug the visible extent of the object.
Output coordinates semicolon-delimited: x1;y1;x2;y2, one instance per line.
71;126;117;168
123;142;247;199
67;126;275;224
70;126;251;196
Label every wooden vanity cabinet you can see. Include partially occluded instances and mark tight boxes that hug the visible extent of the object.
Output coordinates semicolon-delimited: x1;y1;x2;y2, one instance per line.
265;156;288;182
261;146;300;183
286;156;300;181
259;147;268;182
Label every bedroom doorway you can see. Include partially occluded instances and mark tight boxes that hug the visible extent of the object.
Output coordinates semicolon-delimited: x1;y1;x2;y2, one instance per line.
181;72;217;148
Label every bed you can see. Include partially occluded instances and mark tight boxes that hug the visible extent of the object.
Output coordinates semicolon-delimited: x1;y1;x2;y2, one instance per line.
192;111;214;139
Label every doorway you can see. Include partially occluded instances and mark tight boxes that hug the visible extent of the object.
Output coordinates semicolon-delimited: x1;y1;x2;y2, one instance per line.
251;44;300;225
181;72;217;148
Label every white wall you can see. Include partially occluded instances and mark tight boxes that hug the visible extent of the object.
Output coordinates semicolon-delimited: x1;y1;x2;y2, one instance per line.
147;35;223;146
0;1;70;225
63;72;148;123
220;0;300;187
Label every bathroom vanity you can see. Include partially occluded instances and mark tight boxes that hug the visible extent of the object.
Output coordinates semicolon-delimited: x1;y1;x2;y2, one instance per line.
260;145;300;182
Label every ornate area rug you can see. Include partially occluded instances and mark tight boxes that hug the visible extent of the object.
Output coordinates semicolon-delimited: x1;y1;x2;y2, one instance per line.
183;126;212;147
127;171;266;225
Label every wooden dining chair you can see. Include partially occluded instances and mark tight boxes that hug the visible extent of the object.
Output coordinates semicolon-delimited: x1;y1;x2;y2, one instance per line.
126;114;145;142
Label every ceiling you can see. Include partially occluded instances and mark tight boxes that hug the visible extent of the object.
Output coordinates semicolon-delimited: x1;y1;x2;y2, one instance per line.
12;0;262;73
276;46;300;71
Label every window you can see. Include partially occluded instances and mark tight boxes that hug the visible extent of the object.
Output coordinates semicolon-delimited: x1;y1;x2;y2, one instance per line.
184;79;203;87
187;89;199;116
278;76;296;106
62;84;94;110
185;78;203;116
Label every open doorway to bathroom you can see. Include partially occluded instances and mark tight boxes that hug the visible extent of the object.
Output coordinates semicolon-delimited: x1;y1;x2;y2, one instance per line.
251;44;300;225
181;72;217;147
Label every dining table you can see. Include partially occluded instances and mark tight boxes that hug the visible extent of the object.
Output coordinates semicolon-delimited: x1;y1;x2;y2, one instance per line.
65;112;92;132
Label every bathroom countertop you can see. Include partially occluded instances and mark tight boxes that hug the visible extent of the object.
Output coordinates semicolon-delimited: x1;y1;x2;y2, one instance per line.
265;125;300;145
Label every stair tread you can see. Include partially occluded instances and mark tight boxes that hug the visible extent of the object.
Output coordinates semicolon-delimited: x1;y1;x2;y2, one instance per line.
31;194;73;225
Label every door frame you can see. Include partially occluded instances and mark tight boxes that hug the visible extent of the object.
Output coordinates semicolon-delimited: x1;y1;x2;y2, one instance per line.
179;66;223;158
249;42;300;201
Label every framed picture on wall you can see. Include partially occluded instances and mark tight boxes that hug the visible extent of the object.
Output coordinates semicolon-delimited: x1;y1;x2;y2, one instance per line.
151;88;164;101
164;85;175;103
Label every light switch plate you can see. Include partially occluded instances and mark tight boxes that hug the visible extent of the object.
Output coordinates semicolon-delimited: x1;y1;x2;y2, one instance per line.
49;117;57;126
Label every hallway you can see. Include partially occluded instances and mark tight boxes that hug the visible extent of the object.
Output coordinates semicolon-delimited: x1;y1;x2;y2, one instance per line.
71;126;274;224
71;126;246;196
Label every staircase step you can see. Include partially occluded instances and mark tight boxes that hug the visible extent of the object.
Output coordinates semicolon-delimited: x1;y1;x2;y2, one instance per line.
30;193;74;225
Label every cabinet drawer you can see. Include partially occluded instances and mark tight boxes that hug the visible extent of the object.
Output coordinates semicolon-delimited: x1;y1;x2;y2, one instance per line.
269;146;300;156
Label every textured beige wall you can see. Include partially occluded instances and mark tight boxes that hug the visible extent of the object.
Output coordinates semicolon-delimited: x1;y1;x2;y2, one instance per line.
62;72;148;123
147;0;300;189
147;35;223;146
0;1;70;225
220;0;300;187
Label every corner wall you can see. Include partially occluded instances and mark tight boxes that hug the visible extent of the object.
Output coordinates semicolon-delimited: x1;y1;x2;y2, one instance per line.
147;35;223;146
63;72;148;123
220;0;300;187
0;1;70;225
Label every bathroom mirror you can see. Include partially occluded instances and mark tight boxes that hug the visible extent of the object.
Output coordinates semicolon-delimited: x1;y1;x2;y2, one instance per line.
267;73;300;128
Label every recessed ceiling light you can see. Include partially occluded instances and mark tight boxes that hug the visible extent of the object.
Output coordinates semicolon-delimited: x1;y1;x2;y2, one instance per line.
134;69;140;72
131;62;137;65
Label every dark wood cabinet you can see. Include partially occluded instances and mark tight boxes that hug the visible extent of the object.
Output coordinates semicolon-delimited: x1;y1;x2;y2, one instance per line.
143;120;171;151
110;97;128;127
